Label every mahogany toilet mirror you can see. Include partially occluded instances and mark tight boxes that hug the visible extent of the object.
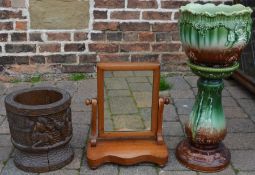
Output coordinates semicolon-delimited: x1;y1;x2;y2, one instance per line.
85;62;169;169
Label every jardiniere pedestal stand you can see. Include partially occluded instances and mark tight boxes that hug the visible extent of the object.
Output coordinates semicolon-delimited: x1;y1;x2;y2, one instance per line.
5;87;74;173
176;3;252;172
176;61;239;172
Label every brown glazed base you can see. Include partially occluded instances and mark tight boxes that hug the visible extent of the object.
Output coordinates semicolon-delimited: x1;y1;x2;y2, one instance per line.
14;144;74;173
176;139;231;173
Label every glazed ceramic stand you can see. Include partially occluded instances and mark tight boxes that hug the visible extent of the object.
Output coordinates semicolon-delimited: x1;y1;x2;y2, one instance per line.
176;61;239;172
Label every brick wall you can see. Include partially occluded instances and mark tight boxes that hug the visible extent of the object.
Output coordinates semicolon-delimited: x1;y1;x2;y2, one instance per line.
0;0;232;73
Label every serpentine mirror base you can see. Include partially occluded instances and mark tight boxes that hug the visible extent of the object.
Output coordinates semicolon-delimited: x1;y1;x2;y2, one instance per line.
86;63;169;169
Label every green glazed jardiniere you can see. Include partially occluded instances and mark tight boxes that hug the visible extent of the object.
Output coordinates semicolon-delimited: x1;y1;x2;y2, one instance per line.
179;3;252;67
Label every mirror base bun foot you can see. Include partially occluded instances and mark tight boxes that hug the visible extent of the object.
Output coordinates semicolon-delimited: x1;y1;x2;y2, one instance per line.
86;139;168;169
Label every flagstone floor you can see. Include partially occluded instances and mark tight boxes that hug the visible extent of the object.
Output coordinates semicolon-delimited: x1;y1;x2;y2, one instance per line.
0;75;255;175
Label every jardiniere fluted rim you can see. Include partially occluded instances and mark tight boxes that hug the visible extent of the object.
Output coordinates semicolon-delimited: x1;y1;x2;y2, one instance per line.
179;3;252;67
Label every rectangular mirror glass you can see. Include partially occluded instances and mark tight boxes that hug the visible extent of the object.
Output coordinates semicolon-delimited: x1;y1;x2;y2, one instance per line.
104;71;153;132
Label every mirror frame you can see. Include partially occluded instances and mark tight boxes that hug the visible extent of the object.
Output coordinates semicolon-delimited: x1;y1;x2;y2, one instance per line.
97;62;160;139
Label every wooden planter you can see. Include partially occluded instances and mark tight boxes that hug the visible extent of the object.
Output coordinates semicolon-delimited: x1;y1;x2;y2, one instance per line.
5;87;74;173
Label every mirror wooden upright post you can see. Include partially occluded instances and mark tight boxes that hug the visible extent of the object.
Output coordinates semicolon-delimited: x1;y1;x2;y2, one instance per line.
85;63;169;169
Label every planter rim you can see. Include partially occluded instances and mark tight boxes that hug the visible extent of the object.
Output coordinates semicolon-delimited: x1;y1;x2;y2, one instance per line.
5;86;71;116
180;3;252;17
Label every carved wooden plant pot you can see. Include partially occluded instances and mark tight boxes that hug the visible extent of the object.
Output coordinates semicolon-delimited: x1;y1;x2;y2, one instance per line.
5;87;74;173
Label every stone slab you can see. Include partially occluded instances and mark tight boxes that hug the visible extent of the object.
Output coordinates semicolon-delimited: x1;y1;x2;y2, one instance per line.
105;78;129;90
224;107;248;118
129;83;152;92
231;150;255;171
133;92;152;108
1;158;37;175
112;115;144;131
80;159;118;175
40;169;79;175
160;149;189;171
0;147;13;161
227;119;255;133
30;0;89;29
199;166;236;175
238;99;255;116
109;96;138;115
166;76;190;90
119;165;157;175
163;122;184;136
224;133;255;150
170;89;194;99
71;125;89;148
112;71;134;77
133;71;153;77
64;148;82;170
107;90;131;97
126;77;149;83
174;99;194;115
163;105;178;121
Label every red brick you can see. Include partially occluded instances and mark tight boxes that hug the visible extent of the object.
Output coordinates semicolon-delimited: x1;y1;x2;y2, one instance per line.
99;54;129;62
111;11;140;20
94;10;108;19
143;11;172;20
93;22;119;31
156;32;171;42
123;32;138;41
1;0;11;7
161;53;188;63
174;12;180;20
64;43;85;52
0;34;8;42
39;43;61;53
91;33;106;41
139;32;155;42
152;23;178;32
120;22;150;31
152;43;181;52
74;32;88;41
107;32;122;41
0;22;13;30
131;54;159;62
161;1;189;9
29;33;43;42
30;56;45;64
79;54;97;63
0;56;15;64
161;63;189;72
62;64;95;73
47;33;71;41
15;21;27;30
120;43;150;52
0;10;25;19
89;43;119;53
47;54;77;63
128;0;158;8
5;44;36;53
15;56;29;65
11;32;27;41
171;31;180;41
94;0;125;8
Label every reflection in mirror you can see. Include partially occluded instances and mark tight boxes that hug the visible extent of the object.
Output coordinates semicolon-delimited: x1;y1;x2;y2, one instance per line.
104;71;153;132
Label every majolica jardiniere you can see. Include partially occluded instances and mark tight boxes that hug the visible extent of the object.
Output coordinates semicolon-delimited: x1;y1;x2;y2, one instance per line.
180;3;252;67
176;3;252;173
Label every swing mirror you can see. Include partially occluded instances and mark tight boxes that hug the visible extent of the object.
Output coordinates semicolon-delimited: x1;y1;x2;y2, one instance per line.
97;63;160;138
104;70;153;132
